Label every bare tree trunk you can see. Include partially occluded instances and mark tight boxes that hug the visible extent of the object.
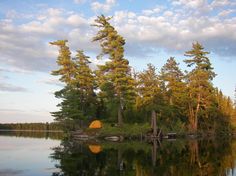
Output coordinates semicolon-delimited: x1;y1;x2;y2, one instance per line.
118;104;123;126
189;140;201;168
194;93;201;131
151;110;157;137
188;104;195;132
152;139;157;166
170;96;173;105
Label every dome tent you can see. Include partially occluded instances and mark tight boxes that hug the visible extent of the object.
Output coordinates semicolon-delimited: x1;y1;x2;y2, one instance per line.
89;120;102;129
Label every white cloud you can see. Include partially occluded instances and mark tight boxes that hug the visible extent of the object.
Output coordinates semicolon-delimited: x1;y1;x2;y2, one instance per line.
0;82;28;92
67;14;87;27
211;0;236;8
0;67;31;74
172;0;207;8
5;10;33;19
163;10;174;17
218;9;235;17
91;0;116;13
111;9;236;57
0;8;98;72
39;77;64;87
1;4;236;75
74;0;86;4
142;7;163;16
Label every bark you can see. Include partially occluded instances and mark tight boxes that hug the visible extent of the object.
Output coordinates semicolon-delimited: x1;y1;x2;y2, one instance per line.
117;149;123;171
152;139;157;166
151;110;157;137
118;104;123;126
188;104;195;132
189;140;202;168
188;93;201;132
169;96;173;105
194;93;201;131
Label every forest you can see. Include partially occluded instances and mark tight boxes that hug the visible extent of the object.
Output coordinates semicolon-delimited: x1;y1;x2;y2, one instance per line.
0;122;62;131
50;15;236;134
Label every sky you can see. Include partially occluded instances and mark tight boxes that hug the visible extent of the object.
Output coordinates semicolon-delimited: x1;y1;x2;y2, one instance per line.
0;0;236;123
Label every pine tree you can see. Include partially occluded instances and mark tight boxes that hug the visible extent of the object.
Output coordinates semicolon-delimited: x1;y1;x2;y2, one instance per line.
159;57;187;130
74;50;97;119
184;42;216;132
160;57;186;107
136;64;162;135
50;40;77;86
213;89;234;132
50;41;96;126
92;15;136;125
50;40;80;125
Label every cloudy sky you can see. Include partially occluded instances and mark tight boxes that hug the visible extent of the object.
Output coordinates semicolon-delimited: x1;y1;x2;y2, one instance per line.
0;0;236;123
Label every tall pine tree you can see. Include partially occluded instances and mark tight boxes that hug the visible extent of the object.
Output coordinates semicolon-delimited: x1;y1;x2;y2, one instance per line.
184;42;216;132
159;57;187;130
160;57;186;107
50;40;77;85
50;41;96;127
74;50;97;119
136;64;162;135
92;15;136;126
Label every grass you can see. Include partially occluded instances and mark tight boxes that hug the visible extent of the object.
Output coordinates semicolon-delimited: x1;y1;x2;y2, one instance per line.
85;122;150;137
84;121;236;138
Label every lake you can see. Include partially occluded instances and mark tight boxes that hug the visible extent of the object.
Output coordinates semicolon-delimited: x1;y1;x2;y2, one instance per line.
0;132;236;176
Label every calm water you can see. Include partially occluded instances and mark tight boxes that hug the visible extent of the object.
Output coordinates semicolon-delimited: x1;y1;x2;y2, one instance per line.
0;132;236;176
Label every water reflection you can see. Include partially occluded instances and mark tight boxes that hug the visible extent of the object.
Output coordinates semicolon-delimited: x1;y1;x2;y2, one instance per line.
0;130;63;140
0;133;61;176
51;138;236;176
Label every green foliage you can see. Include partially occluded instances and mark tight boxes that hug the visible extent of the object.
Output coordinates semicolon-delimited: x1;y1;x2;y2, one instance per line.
50;15;235;134
93;15;136;125
50;40;77;85
97;122;150;137
136;64;162;111
184;42;216;132
51;42;97;126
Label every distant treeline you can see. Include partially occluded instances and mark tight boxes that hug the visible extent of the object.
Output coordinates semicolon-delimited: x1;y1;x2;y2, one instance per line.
0;130;63;140
0;122;63;131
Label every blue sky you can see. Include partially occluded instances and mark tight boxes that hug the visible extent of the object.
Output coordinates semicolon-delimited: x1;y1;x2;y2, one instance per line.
0;0;236;123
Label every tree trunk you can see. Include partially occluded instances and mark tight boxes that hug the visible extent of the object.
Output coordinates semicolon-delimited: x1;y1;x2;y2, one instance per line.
189;140;201;168
194;93;201;131
188;103;196;132
117;149;123;171
169;96;173;105
151;110;157;137
118;104;123;126
152;139;157;166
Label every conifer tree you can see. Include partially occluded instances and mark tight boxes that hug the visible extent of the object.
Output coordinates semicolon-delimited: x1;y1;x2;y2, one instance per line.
136;64;162;135
50;41;96;126
50;40;80;124
74;50;97;118
92;15;136;125
184;42;216;132
213;89;235;132
160;57;186;107
159;57;187;129
50;40;77;85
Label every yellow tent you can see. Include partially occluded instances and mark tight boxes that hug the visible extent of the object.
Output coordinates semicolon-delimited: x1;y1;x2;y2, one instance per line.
88;144;102;154
89;120;102;129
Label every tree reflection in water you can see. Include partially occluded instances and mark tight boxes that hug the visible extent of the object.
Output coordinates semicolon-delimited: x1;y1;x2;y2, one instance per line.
51;137;236;176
